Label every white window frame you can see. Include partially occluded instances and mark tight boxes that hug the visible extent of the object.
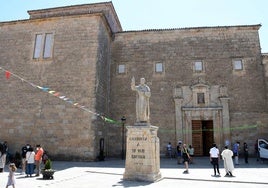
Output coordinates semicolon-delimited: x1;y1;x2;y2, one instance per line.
33;33;54;59
194;61;204;72
118;64;126;74
233;59;243;71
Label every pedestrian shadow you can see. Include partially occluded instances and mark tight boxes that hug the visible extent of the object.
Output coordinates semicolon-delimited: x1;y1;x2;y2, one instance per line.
16;175;36;179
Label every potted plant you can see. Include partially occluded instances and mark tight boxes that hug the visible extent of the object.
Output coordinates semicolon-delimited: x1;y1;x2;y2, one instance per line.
41;159;56;179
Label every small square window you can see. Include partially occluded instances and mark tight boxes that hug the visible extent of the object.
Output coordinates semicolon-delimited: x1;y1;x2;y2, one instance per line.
155;63;163;73
194;61;203;72
118;64;125;74
233;60;243;70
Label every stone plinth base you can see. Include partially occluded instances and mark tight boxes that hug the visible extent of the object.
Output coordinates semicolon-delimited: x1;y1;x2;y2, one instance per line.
123;123;161;182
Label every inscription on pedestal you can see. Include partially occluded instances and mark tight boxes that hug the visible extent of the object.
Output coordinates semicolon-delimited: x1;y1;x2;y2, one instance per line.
123;125;161;182
129;136;147;162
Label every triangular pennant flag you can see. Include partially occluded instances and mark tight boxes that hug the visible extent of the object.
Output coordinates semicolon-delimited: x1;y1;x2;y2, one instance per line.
67;100;73;104
104;117;118;124
54;92;60;97
5;71;11;79
48;90;55;94
42;87;49;92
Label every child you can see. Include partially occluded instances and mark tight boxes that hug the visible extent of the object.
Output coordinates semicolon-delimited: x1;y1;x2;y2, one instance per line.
6;163;17;188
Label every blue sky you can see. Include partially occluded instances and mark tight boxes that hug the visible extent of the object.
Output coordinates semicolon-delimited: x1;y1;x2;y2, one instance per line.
1;0;267;52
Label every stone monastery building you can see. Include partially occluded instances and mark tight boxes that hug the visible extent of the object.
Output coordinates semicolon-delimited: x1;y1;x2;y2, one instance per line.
0;2;268;160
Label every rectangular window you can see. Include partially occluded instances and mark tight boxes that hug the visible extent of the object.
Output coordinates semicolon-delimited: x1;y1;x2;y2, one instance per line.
118;64;125;74
43;33;53;58
233;59;243;70
155;63;163;73
33;33;54;60
33;34;43;59
194;61;203;72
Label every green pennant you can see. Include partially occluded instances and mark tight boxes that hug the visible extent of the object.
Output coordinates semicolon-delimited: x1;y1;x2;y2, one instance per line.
104;117;118;124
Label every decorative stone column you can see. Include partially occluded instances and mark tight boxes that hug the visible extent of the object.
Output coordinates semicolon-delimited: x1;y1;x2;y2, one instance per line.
220;97;231;146
173;87;184;142
174;98;184;142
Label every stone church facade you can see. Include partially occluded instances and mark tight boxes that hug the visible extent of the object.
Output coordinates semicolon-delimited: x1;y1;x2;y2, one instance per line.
0;2;267;160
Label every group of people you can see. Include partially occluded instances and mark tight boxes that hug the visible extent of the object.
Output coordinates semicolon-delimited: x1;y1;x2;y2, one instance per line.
209;143;235;177
209;141;251;177
176;142;235;177
166;141;194;174
168;140;252;177
21;144;45;177
232;141;250;165
0;142;46;188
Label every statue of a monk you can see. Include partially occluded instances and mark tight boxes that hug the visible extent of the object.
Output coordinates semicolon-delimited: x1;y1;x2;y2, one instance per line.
131;77;151;123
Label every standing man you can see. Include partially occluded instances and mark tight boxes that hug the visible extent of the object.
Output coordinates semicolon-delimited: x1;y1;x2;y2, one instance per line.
2;141;8;166
0;141;9;172
166;142;172;159
131;77;151;123
243;142;249;164
21;144;30;175
0;143;4;172
209;143;220;177
221;146;235;177
35;144;44;176
233;141;240;165
176;141;182;164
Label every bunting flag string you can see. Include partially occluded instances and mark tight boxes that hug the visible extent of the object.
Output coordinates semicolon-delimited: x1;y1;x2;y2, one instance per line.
0;66;266;131
0;66;120;125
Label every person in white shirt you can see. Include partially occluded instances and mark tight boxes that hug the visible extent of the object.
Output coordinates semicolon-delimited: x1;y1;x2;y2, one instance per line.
166;142;172;159
188;145;194;164
209;143;220;176
25;147;35;177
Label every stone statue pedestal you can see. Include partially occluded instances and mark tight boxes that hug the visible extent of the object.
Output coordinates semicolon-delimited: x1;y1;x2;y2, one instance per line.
123;123;161;182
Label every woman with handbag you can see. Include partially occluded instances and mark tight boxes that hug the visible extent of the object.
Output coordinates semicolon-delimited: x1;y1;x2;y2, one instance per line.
182;144;191;174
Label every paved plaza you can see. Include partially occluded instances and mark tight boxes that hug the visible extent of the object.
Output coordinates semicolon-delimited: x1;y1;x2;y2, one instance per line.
0;157;268;188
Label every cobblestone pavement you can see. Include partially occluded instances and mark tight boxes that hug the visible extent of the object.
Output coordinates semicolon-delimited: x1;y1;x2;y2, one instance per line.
0;157;268;188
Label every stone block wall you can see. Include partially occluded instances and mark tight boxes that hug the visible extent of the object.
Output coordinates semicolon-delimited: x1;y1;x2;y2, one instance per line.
0;14;111;160
1;2;267;159
110;25;267;155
